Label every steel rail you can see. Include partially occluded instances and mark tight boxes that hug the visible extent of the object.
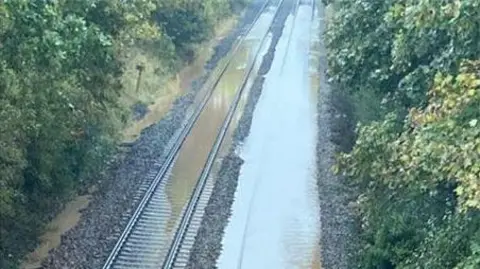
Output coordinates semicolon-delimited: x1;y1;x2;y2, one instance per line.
102;1;275;268
161;0;289;268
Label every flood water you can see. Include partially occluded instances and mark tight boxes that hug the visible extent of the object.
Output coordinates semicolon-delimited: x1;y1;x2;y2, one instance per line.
160;6;277;248
218;3;322;269
122;18;238;143
21;195;92;269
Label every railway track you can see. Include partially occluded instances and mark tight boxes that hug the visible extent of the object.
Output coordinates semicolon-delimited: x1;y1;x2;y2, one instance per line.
101;1;287;268
161;0;288;267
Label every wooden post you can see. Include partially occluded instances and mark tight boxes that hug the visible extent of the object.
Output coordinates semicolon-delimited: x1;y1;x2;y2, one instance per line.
135;63;145;93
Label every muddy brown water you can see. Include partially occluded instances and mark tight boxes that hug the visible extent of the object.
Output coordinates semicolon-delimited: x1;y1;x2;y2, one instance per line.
162;10;275;242
22;7;274;269
122;18;238;143
21;195;91;269
20;17;239;269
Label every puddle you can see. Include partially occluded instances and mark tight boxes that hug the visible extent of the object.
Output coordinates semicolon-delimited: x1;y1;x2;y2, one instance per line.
21;195;91;269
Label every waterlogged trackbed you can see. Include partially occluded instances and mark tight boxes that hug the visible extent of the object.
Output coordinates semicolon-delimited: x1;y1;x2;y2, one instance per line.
218;1;322;268
102;1;281;268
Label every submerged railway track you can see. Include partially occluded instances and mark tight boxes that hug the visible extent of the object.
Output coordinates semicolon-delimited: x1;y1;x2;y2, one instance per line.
101;1;289;268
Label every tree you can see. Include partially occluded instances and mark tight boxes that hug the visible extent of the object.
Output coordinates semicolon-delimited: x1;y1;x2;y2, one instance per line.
0;0;243;267
328;0;480;268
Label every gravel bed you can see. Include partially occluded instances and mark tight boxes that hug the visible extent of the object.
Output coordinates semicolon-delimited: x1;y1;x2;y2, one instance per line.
186;1;294;268
315;2;358;269
40;2;266;269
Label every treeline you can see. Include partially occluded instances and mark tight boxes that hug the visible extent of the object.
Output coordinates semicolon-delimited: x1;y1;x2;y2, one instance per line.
0;0;246;267
325;0;480;268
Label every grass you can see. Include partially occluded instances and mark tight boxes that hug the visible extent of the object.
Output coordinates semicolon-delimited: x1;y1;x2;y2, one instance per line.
120;16;238;142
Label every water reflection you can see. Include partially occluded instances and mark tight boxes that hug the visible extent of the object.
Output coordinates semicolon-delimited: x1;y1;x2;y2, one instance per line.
158;6;277;258
218;3;322;269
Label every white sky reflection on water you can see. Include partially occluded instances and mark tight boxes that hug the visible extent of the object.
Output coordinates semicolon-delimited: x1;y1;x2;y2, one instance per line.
218;4;320;269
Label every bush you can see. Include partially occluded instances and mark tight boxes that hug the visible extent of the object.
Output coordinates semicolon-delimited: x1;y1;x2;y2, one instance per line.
0;0;240;267
328;0;480;268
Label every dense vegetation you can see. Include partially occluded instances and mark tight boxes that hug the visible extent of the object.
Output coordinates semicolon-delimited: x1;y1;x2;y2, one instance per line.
0;0;245;267
326;0;480;268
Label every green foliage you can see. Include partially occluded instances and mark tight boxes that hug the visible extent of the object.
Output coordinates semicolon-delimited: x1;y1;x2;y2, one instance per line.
0;0;240;267
155;1;212;56
328;0;480;268
327;0;480;113
154;0;239;59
